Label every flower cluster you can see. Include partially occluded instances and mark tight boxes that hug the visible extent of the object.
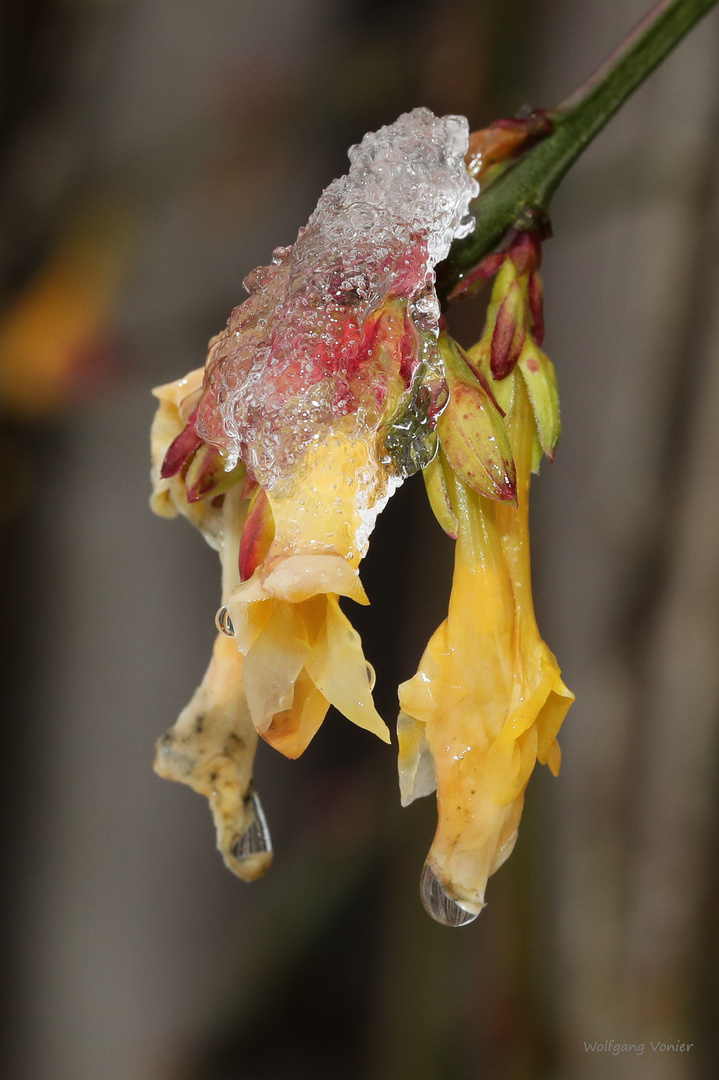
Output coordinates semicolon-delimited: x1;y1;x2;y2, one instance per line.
149;109;573;922
399;229;574;923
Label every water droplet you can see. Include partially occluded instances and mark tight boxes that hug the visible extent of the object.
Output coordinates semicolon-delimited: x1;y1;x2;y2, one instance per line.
365;662;376;690
420;861;479;927
215;605;235;636
232;791;272;861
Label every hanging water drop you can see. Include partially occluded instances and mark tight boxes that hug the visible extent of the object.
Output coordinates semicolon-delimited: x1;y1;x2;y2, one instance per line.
420;861;480;927
215;605;235;636
232;791;272;861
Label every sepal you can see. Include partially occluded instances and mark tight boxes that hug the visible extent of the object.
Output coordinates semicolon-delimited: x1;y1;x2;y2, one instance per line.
160;415;202;478
422;448;459;539
518;345;561;460
239;486;275;581
436;334;517;504
490;279;526;380
185;443;247;502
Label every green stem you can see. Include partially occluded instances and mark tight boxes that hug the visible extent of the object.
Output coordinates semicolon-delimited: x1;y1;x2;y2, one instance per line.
440;0;719;296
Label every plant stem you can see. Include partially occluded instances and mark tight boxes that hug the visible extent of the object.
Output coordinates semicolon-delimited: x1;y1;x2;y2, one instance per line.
440;0;719;296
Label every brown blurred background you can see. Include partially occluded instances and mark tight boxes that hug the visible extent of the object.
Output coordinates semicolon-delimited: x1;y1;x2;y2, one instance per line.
1;1;719;1078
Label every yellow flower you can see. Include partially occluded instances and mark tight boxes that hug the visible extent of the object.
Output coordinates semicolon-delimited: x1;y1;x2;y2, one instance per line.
223;423;393;758
150;373;272;881
399;373;574;924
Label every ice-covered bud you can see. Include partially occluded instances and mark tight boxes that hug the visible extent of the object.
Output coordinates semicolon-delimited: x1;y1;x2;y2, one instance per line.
187;110;481;762
194;107;478;503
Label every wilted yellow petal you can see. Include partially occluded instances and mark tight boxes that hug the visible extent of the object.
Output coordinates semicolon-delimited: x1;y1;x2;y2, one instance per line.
154;632;272;883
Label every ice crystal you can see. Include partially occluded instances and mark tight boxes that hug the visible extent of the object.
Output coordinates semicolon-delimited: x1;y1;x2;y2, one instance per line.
195;107;477;491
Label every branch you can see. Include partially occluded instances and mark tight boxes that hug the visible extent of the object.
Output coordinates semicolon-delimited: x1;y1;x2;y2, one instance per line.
439;0;719;297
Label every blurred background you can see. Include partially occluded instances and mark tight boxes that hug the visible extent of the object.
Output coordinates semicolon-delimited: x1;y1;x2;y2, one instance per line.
1;1;719;1077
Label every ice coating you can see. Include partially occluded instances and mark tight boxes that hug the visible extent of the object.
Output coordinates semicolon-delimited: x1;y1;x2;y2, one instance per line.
195;107;478;493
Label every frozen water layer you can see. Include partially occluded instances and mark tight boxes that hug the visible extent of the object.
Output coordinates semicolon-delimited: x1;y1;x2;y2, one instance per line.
195;107;478;491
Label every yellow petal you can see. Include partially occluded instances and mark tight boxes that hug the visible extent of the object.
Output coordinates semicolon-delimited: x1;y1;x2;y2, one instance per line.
263;553;369;605
399;380;574;915
261;667;331;759
225;590;272;654
242;601;310;732
305;595;389;742
397;710;437;806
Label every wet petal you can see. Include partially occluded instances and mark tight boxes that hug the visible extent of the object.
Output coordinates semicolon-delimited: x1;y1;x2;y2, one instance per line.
397;711;437;806
263;553;369;605
305;595;389;742
262;667;331;759
242;601;310;733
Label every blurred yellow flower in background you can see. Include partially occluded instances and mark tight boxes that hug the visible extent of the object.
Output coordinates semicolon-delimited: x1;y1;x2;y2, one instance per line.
0;199;133;418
